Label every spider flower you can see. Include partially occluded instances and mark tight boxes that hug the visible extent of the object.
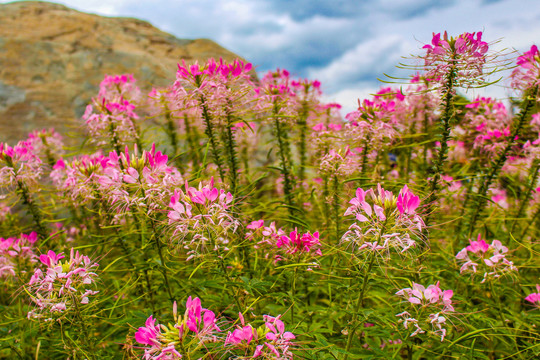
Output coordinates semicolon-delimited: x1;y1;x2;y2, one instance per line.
511;45;540;91
167;178;238;260
246;220;322;266
342;184;425;255
0;232;38;279
0;141;43;188
26;248;99;320
525;284;540;309
134;297;220;359
455;234;518;283
395;282;454;341
422;31;489;89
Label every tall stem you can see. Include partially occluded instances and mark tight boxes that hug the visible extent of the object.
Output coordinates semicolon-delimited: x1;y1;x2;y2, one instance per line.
511;160;540;234
16;180;48;239
274;105;295;216
424;67;457;228
332;175;341;242
359;137;370;186
195;78;225;182
467;87;537;236
297;100;309;183
183;114;201;171
344;252;376;358
164;108;179;156
223;104;239;196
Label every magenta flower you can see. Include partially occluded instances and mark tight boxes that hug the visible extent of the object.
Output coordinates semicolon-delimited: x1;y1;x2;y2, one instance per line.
26;128;65;164
134;297;220;359
0;232;38;279
167;179;238;259
342;184;425;254
456;234;517;282
26;248;99;320
262;315;295;359
395;282;455;341
83;74;142;148
421;31;490;89
0;141;43;188
319;147;358;176
396;185;420;216
511;45;540;91
246;220;322;266
396;281;454;312
135;315;161;346
525;285;540;308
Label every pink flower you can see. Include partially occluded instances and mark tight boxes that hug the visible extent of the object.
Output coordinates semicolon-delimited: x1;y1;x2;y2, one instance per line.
135;315;161;346
27;248;99;320
511;45;540;90
456;234;517;282
342;184;425;254
134;297;221;359
396;281;454;312
421;31;489;89
0;141;43;188
396;282;455;341
525;284;540;308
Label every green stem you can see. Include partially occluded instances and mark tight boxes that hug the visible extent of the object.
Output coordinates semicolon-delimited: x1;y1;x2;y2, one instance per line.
344;252;376;358
107;116;122;154
333;175;341;243
16;180;48;239
467;87;537;236
298;100;309;183
425;67;457;228
183;114;201;171
224;104;239;196
359;137;370;186
165;108;179;157
274;107;295;216
511;160;540;234
195;76;225;182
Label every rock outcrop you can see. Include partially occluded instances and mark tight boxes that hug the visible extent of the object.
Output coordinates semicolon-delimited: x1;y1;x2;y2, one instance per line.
0;1;243;142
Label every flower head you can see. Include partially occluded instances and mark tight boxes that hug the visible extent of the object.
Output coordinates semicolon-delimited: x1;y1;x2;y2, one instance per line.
456;234;518;283
26;248;99;320
342;184;425;255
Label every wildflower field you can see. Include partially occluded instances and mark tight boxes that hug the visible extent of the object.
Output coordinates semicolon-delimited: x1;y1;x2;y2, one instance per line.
1;31;539;359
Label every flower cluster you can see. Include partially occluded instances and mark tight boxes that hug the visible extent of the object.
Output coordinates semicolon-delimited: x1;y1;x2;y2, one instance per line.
97;144;184;215
510;45;540;91
135;297;220;359
0;140;43;188
26;128;65;165
26;249;99;320
168;178;238;259
455;234;518;282
174;58;255;126
246;220;322;265
319;147;358;177
422;31;489;89
83;74;142;148
51;152;108;204
225;313;296;359
342;184;425;255
0;232;38;279
98;74;142;103
395;282;454;341
135;299;296;360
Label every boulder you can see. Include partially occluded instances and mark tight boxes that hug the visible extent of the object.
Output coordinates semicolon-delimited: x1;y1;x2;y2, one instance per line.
0;1;243;142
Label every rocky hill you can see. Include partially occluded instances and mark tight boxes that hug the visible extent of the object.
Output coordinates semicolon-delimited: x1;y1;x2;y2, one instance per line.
0;1;243;142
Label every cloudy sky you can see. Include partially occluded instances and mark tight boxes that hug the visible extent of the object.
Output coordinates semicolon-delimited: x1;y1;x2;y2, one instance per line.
4;0;540;112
